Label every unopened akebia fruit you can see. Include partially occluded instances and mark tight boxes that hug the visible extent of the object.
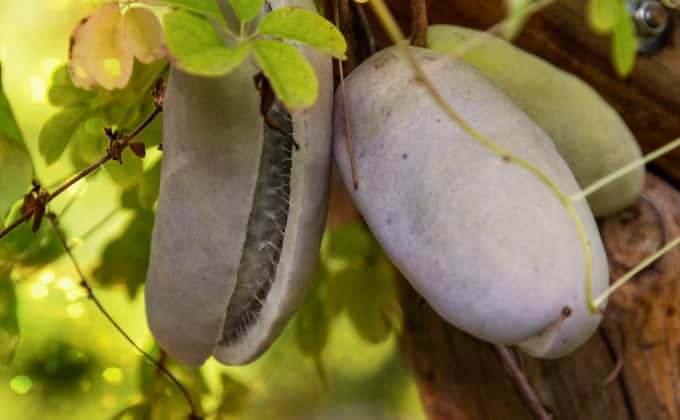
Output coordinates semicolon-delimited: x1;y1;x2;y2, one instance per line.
428;24;645;217
333;47;609;358
145;0;332;366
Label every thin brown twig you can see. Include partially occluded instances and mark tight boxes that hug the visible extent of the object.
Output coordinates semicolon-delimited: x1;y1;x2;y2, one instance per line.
0;106;162;241
46;213;200;418
410;0;428;48
335;0;359;190
494;345;553;420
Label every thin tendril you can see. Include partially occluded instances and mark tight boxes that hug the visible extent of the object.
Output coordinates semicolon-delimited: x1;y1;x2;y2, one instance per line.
46;213;200;417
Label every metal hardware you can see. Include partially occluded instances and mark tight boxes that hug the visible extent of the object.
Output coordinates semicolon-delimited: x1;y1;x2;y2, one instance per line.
628;0;671;54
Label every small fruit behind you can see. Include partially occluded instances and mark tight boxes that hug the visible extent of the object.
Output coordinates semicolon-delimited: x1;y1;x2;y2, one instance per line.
333;46;609;358
428;24;644;217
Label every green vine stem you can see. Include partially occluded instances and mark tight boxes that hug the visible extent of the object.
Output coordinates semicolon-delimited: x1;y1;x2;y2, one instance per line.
364;0;597;311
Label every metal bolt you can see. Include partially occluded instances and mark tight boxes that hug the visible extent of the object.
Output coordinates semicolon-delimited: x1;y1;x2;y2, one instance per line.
634;1;670;36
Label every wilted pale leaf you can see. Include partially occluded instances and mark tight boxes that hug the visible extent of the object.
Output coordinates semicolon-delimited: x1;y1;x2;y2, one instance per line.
70;2;134;90
122;7;164;64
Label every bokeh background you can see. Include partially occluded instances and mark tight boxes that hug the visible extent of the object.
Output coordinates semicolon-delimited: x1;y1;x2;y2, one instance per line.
0;1;425;418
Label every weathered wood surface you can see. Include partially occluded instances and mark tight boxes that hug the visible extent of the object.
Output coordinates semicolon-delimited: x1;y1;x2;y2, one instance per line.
399;173;680;419
366;0;680;186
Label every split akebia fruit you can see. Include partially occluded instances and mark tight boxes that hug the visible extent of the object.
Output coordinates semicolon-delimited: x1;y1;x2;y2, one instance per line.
333;47;609;358
428;24;644;217
145;0;333;366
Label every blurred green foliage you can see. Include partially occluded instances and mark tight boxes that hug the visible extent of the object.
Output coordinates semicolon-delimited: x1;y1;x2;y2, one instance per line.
0;1;424;419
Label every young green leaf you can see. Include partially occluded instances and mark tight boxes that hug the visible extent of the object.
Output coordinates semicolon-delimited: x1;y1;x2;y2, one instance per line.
38;106;89;165
141;0;224;23
0;270;19;365
612;3;637;77
250;39;317;110
502;0;532;39
230;0;265;22
257;7;347;59
163;10;249;76
0;63;33;221
588;0;619;33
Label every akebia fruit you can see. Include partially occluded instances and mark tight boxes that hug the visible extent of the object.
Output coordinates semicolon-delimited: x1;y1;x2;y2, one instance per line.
428;24;644;217
145;1;333;366
333;46;609;358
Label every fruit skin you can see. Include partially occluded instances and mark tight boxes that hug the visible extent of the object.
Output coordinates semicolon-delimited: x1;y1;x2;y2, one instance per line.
145;0;333;367
428;24;645;217
333;46;609;358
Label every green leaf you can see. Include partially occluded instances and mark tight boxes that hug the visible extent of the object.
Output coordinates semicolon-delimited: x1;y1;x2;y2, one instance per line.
257;7;347;59
588;0;619;33
0;138;32;223
104;149;144;189
250;39;318;110
109;402;153;420
47;65;95;107
0;216;63;270
215;373;250;419
0;63;24;145
94;210;154;298
0;270;19;365
138;160;162;210
230;0;265;22
0;63;33;221
38;106;89;165
329;260;397;344
69;117;108;170
295;291;329;386
163;10;249;76
612;3;637;77
121;159;161;210
142;0;224;23
326;222;376;260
